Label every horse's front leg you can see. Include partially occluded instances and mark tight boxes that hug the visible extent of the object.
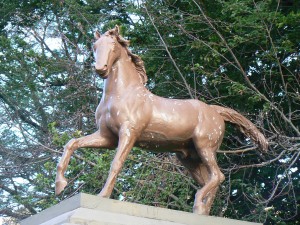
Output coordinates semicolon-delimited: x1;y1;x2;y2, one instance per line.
99;122;138;197
55;130;115;195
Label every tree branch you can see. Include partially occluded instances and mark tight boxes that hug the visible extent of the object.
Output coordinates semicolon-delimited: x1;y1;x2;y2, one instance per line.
0;91;47;133
192;0;300;136
145;6;194;99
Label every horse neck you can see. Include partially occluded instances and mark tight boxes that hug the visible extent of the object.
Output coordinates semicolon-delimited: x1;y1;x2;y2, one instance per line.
103;51;144;96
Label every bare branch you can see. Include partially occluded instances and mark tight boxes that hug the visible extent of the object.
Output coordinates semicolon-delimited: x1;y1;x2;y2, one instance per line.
145;6;194;99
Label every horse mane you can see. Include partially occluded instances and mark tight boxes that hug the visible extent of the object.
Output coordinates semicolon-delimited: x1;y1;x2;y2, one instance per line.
107;28;148;85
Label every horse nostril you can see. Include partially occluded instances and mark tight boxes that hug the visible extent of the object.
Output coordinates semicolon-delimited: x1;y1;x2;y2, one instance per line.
95;64;108;75
95;64;106;70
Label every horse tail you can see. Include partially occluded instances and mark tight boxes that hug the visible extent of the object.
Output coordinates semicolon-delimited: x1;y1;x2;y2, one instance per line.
210;105;268;151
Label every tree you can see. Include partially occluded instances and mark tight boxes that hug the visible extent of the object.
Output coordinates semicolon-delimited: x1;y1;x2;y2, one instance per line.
0;0;299;224
141;1;299;223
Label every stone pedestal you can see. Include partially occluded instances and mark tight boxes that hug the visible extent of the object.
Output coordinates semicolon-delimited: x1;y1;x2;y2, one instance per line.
21;193;261;225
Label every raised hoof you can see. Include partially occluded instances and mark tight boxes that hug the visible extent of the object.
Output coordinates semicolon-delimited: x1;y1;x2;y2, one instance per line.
55;179;68;195
193;203;209;215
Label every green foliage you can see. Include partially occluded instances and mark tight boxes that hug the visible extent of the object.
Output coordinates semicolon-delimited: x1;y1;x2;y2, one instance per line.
48;122;70;147
0;0;299;224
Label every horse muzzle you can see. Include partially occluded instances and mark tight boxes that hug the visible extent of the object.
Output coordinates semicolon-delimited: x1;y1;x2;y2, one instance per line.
95;65;109;78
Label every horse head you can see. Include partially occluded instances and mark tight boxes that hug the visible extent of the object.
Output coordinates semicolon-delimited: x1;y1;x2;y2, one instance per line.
93;25;125;78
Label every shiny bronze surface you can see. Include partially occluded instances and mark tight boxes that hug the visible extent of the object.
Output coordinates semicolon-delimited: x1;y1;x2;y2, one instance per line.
55;25;268;215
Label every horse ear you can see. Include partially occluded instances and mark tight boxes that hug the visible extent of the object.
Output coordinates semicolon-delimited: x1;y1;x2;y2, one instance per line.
94;30;101;40
114;25;120;36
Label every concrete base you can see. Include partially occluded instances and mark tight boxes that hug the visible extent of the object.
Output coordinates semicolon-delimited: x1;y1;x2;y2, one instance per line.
21;193;261;225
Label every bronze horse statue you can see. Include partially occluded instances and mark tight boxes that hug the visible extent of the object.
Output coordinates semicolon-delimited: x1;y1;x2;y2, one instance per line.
55;25;268;215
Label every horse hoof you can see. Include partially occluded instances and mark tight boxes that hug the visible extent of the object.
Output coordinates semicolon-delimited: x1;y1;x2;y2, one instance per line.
55;179;68;195
193;203;209;215
98;190;110;198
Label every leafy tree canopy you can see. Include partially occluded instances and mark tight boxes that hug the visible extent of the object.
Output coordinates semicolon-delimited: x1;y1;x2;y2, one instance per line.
0;0;299;224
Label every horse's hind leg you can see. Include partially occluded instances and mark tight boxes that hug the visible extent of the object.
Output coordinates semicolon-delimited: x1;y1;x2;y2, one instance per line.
191;143;225;215
55;130;115;195
176;152;219;215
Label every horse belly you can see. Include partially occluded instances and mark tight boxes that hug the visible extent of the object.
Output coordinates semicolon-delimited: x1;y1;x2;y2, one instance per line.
136;116;197;151
136;133;193;152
